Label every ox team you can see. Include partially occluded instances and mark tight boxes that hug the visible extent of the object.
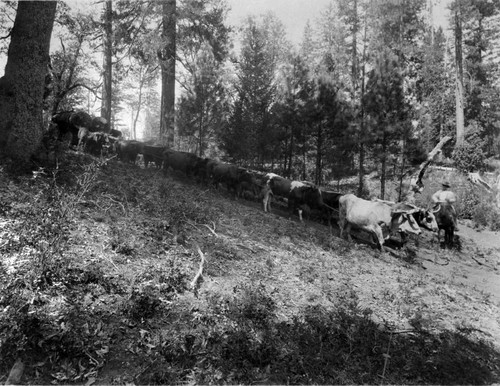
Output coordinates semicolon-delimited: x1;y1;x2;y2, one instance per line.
51;111;458;251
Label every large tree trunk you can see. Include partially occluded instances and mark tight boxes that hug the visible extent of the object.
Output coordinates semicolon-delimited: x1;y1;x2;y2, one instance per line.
101;0;113;129
0;1;57;164
454;3;465;147
357;15;368;197
159;0;176;147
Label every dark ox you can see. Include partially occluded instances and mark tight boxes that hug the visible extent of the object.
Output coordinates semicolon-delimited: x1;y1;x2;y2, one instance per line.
411;207;439;232
238;169;267;201
192;158;213;184
78;130;108;156
116;140;142;164
90;116;110;133
262;173;290;213
320;189;343;224
163;150;200;176
52;110;92;148
235;168;261;200
432;203;456;248
339;194;422;251
264;174;325;222
288;181;325;222
142;145;165;168
210;163;259;199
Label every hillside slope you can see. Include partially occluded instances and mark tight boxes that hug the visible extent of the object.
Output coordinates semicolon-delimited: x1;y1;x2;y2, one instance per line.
1;154;499;385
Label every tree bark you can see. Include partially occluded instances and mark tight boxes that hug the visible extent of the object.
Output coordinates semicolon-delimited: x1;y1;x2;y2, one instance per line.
101;0;113;128
357;14;368;197
380;132;387;200
454;3;465;147
0;1;57;164
159;0;176;147
315;123;323;185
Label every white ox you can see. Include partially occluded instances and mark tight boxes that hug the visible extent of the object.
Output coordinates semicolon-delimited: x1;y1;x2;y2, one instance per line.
338;194;422;251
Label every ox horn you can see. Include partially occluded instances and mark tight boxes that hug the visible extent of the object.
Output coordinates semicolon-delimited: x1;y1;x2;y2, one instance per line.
431;204;441;213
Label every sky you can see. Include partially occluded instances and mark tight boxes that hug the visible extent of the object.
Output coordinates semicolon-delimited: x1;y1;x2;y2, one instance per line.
225;0;332;45
1;0;452;74
225;0;451;46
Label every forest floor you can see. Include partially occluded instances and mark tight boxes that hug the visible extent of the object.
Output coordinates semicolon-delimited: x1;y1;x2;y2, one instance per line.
0;152;499;385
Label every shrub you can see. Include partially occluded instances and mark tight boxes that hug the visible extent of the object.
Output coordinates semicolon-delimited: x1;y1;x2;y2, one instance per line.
452;124;487;173
457;187;481;219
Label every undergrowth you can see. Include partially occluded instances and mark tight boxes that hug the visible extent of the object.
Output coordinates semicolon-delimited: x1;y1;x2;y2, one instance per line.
1;154;499;385
141;285;500;385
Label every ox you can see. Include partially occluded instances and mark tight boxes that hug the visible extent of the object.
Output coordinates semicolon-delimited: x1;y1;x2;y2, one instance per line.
237;169;267;201
163;150;200;176
339;194;422;251
142;145;165;168
432;203;456;248
52;110;93;148
288;181;325;222
262;173;290;213
264;174;325;222
235;168;261;200
320;189;343;225
192;158;214;184
79;131;108;156
116;140;142;164
90;116;109;133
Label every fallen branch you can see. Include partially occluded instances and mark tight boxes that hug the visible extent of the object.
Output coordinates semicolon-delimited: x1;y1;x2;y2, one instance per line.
190;244;206;297
184;220;219;237
202;222;218;237
467;172;492;192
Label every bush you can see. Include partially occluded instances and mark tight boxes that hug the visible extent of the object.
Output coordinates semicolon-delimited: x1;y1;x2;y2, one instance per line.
452;124;487;173
457;186;500;230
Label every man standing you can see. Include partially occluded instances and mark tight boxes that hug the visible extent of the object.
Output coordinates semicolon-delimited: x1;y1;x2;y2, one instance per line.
432;181;458;229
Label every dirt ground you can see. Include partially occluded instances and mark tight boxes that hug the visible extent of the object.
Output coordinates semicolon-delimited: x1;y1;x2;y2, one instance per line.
2;160;500;384
232;198;500;350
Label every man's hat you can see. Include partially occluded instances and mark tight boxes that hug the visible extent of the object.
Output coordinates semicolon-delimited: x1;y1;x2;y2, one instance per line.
442;181;451;188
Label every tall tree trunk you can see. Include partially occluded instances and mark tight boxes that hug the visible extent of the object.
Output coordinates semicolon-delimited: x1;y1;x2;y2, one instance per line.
454;2;465;147
302;145;306;181
159;0;176;147
351;0;359;92
357;13;368;197
429;0;434;45
315;123;323;185
0;1;57;164
380;132;387;200
101;0;113;128
198;102;204;157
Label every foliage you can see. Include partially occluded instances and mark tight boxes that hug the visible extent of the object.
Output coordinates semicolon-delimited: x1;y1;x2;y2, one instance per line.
364;48;409;198
221;15;284;165
452;123;487;172
176;42;230;155
146;294;499;385
2;152;500;384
